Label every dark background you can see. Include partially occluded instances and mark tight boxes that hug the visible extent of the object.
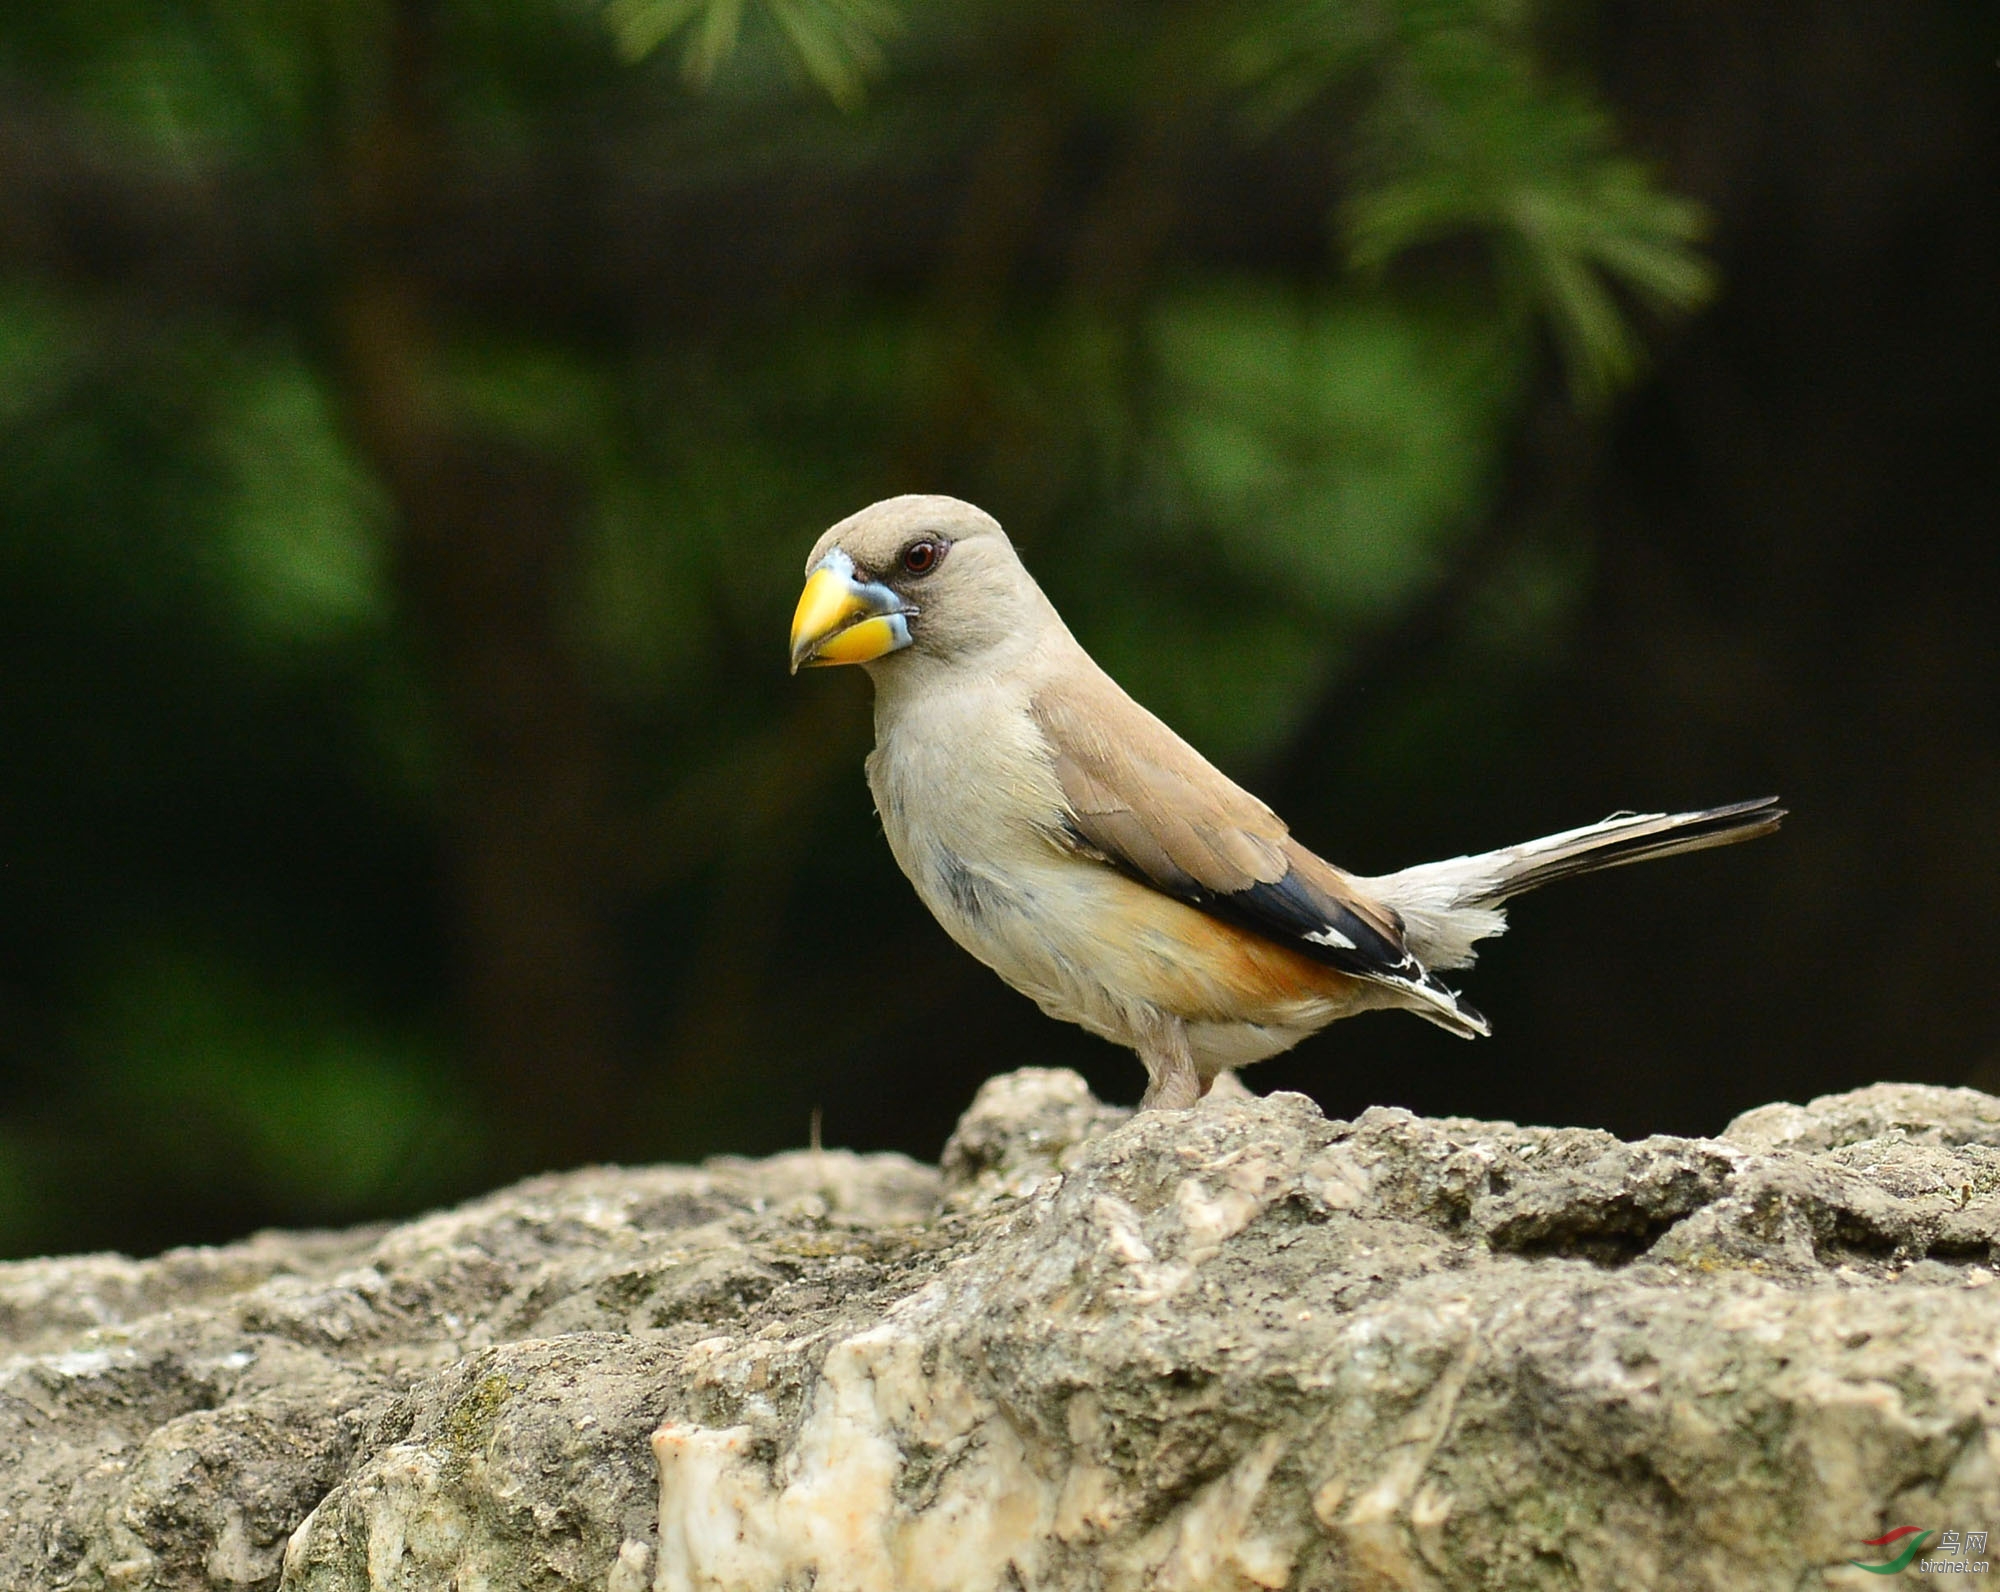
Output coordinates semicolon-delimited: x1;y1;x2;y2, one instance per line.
0;0;1992;1259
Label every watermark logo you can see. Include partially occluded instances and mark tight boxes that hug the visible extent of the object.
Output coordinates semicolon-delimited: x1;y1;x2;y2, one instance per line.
1849;1528;1990;1576
1851;1530;1933;1575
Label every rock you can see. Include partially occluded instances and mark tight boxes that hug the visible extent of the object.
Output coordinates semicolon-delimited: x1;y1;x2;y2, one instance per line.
3;1072;1999;1591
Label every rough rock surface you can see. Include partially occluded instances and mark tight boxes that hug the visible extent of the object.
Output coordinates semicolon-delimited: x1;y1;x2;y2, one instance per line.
5;1071;2000;1591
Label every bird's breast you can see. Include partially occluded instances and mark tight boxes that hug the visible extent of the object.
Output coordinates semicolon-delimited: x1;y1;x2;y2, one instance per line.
866;690;1118;1016
867;687;1069;871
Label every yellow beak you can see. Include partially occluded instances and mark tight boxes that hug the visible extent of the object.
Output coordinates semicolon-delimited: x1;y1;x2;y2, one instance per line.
789;555;913;673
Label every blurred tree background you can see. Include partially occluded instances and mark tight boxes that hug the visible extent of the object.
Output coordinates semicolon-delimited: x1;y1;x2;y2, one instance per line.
0;0;1992;1259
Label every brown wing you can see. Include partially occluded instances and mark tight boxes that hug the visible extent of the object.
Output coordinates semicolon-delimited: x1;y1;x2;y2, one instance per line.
1029;668;1486;1037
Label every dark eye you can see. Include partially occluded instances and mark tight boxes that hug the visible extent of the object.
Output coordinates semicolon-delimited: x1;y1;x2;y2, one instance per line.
901;539;943;576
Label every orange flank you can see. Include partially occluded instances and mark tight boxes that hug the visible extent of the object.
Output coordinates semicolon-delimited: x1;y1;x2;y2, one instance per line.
1094;870;1367;1024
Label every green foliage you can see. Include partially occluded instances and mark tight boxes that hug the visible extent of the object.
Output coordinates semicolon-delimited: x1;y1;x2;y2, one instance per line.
214;348;395;652
1062;285;1525;765
0;287;84;425
1236;0;1713;401
604;0;895;105
598;0;1712;396
0;0;1714;1255
0;303;451;1253
1152;286;1520;617
77;943;478;1219
0;0;343;153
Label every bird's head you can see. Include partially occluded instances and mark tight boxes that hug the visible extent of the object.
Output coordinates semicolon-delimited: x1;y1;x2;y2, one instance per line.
789;495;1042;674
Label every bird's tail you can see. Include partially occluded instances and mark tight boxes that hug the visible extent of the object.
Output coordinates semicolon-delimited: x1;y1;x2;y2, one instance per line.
1365;796;1784;972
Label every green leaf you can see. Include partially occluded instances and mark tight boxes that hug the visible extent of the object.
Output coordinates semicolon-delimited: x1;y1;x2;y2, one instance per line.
605;0;709;61
1239;0;1715;403
603;0;894;104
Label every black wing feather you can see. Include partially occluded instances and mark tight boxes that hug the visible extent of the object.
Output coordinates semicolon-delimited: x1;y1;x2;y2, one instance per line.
1062;816;1487;1036
1190;872;1486;1033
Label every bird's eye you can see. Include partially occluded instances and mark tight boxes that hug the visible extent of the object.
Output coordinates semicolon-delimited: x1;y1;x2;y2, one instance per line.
901;539;943;576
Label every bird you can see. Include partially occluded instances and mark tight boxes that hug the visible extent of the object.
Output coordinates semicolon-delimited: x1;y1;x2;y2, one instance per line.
788;494;1782;1111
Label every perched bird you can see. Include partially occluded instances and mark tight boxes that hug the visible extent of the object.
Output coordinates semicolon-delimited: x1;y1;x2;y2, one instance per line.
790;495;1782;1110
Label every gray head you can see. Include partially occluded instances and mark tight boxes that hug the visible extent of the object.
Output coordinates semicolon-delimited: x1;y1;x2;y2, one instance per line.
788;495;1053;674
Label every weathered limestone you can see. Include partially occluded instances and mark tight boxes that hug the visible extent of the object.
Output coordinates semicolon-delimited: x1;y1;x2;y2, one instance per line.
4;1071;1998;1590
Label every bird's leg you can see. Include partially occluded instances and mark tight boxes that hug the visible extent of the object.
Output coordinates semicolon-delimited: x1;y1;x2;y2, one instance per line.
1137;1017;1203;1111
